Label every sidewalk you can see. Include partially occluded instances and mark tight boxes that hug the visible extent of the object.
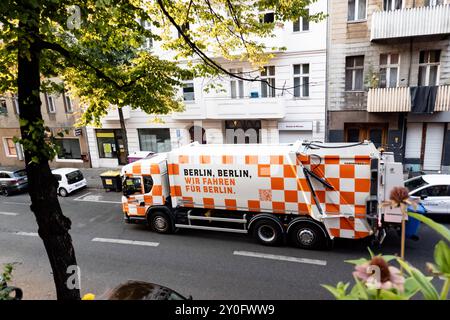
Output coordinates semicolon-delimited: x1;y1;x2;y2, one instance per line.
0;166;122;190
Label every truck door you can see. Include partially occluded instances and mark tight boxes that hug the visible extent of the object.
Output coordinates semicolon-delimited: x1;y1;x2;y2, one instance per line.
412;185;450;214
123;176;145;216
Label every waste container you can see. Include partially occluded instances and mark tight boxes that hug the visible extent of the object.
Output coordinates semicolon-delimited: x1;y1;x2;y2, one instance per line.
406;203;426;239
100;170;122;192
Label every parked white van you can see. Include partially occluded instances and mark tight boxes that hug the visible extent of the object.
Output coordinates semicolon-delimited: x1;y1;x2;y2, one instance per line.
52;168;87;197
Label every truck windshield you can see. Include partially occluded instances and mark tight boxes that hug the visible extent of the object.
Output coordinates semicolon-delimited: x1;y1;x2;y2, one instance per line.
66;170;84;185
405;177;428;192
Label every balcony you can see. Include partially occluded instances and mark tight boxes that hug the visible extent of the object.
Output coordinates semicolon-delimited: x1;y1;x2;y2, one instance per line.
371;5;450;41
204;97;286;119
367;85;450;112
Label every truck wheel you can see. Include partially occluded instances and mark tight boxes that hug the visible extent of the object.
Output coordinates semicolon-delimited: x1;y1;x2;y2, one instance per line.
252;219;283;246
289;222;327;250
59;188;68;197
149;211;173;234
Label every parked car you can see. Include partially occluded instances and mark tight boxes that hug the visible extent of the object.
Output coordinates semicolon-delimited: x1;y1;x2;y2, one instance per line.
52;168;87;197
405;174;450;215
0;169;28;196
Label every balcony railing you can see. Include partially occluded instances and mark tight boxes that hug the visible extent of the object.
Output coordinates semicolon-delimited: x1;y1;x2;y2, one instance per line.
367;85;450;112
371;5;450;41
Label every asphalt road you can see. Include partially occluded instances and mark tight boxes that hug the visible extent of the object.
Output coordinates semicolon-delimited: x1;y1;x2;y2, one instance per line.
0;189;448;300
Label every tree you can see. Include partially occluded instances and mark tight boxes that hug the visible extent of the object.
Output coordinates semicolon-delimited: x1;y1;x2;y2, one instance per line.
0;0;323;299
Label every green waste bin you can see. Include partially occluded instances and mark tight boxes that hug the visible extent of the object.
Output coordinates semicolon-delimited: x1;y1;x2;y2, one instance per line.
100;170;122;192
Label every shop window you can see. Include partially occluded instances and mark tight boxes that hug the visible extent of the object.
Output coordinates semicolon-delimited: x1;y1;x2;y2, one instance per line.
96;130;117;159
138;129;171;153
55;138;82;160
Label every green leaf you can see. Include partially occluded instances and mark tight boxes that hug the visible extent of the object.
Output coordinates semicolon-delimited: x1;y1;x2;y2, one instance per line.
378;289;405;300
408;212;450;242
397;259;439;300
345;258;368;265
434;240;450;276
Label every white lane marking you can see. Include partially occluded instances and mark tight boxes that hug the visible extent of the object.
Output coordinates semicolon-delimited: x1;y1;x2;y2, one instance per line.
233;251;327;266
73;193;121;204
14;231;39;237
92;237;159;247
3;201;30;205
89;215;102;223
73;192;91;201
0;212;20;216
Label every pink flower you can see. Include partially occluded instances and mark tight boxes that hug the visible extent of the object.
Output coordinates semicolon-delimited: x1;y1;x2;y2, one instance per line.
353;256;405;292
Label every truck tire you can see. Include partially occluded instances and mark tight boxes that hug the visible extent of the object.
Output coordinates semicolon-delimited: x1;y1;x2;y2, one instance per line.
252;219;283;246
149;211;173;234
289;222;327;250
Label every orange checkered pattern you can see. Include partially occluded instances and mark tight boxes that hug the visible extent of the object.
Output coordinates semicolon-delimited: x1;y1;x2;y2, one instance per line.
167;152;373;240
122;161;168;217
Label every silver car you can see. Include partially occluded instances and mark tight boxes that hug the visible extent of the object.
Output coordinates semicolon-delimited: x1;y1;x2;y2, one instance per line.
0;169;28;196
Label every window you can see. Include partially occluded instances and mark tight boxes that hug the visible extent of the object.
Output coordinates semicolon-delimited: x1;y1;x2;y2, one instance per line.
415;185;450;197
230;68;244;99
64;95;73;113
3;138;17;156
293;64;310;98
261;66;276;98
418;50;441;86
182;81;195;101
405;177;429;192
293;9;309;32
384;0;402;11
225;120;261;144
426;0;444;6
123;177;143;195
66;170;83;185
55;138;82;159
138;129;171;153
379;53;400;88
143;176;154;193
345;56;364;91
46;95;56;113
0;99;7;115
348;0;367;21
260;12;275;24
13;96;19;114
96;130;117;159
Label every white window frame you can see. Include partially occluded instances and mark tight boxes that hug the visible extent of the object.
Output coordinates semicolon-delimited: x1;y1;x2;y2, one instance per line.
348;0;367;22
229;68;244;99
47;95;56;113
259;11;275;24
182;80;195;102
418;50;441;86
426;0;445;6
260;66;276;98
345;56;365;91
379;53;400;88
292;8;310;32
13;96;19;114
383;0;404;11
3;137;17;158
65;95;73;113
293;64;310;98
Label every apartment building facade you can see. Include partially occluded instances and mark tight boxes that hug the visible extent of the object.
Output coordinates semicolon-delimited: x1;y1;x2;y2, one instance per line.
0;92;91;168
327;0;450;173
87;1;327;168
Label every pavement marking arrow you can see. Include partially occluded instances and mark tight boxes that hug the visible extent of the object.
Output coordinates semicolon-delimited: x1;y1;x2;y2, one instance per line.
0;211;20;216
233;250;327;266
92;237;159;247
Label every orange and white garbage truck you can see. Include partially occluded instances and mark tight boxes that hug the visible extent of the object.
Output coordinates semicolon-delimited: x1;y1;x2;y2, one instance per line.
121;140;404;249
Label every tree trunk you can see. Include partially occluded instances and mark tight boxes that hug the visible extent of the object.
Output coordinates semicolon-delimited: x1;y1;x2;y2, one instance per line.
17;18;80;300
118;107;129;161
